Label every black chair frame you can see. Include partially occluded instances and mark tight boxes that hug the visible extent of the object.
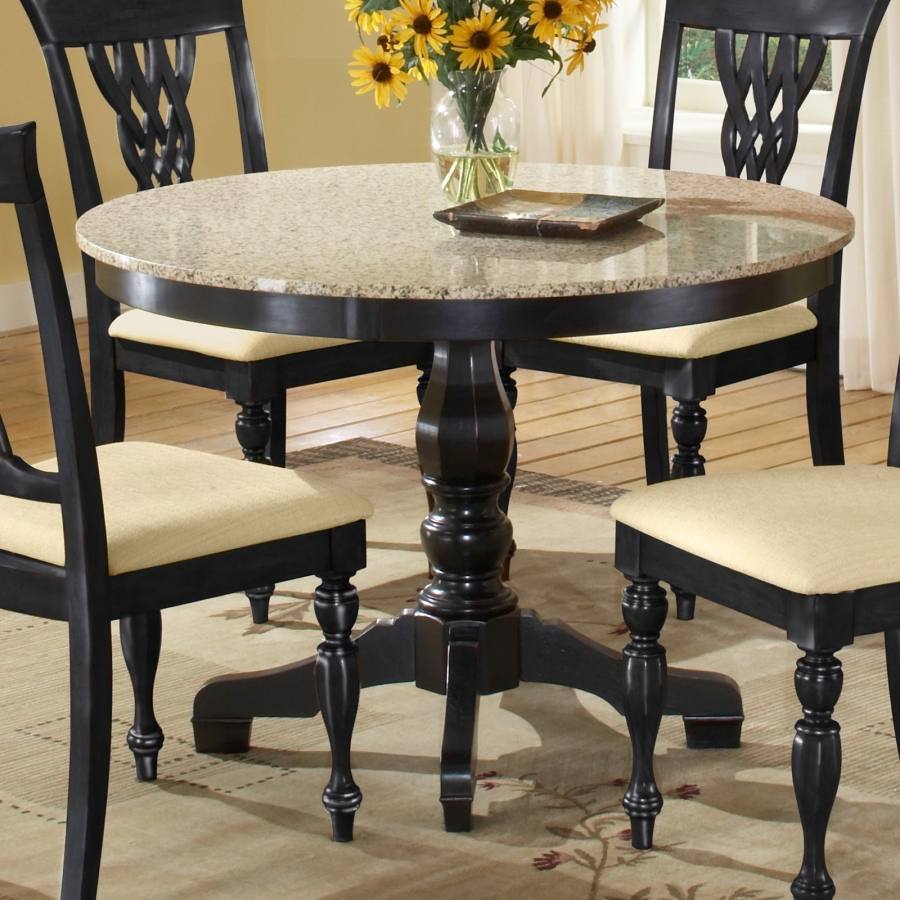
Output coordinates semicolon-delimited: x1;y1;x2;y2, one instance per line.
21;0;427;622
614;352;900;897
0;121;367;898
505;0;890;617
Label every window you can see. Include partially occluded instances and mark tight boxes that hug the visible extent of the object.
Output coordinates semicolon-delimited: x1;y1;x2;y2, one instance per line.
643;4;835;125
678;29;833;91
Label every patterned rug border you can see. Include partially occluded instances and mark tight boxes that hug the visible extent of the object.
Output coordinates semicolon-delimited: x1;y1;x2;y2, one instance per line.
286;438;626;507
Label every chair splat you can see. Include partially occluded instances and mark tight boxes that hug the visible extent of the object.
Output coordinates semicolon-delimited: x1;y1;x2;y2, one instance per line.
716;30;829;183
85;37;197;190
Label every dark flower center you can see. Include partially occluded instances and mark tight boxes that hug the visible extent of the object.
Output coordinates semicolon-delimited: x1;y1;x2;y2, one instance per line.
545;1;563;19
584;38;596;53
372;61;393;83
413;14;433;35
376;34;390;49
471;30;492;50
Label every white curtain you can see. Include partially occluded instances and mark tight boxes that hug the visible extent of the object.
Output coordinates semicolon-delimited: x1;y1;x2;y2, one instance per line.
504;1;644;164
837;8;900;393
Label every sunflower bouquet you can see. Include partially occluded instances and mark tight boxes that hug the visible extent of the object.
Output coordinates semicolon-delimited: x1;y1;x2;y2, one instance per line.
347;1;611;200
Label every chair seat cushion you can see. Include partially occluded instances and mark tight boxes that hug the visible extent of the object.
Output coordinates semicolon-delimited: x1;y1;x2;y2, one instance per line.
109;309;352;362
555;302;816;359
0;443;372;575
611;466;900;595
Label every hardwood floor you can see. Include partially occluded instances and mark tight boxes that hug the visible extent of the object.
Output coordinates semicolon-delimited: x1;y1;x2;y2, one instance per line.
1;321;890;484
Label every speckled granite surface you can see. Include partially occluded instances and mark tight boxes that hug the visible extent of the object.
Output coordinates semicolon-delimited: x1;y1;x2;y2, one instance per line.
76;163;854;301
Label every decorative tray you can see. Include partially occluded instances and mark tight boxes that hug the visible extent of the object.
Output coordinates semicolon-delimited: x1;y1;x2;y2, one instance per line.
434;189;665;239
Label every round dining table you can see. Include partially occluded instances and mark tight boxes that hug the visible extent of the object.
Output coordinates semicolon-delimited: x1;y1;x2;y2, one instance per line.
76;162;854;835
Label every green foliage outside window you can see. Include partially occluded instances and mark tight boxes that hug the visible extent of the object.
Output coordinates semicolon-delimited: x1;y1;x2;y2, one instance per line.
678;29;833;91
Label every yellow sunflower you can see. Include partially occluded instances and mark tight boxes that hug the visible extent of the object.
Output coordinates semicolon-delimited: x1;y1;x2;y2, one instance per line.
345;0;383;35
395;0;449;58
528;0;582;44
565;20;607;74
408;54;439;81
450;9;514;71
574;0;614;20
349;46;411;108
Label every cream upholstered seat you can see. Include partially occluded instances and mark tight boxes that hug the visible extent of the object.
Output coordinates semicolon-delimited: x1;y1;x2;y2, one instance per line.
109;309;353;363
555;302;816;359
611;465;900;595
0;442;372;575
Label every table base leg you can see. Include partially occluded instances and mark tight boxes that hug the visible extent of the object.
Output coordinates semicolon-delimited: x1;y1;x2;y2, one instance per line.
191;611;417;752
519;611;744;749
192;608;743;831
439;621;482;832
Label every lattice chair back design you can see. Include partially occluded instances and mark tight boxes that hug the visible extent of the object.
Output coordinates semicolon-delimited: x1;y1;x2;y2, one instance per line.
505;0;892;623
609;351;900;896
20;0;425;624
0;122;372;898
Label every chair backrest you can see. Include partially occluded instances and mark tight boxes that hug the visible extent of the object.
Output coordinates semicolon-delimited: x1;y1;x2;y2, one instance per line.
0;122;107;582
21;0;267;216
649;0;890;205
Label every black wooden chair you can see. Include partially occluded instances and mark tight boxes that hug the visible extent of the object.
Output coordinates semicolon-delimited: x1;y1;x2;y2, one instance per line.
505;0;891;620
0;121;369;899
610;364;900;898
21;0;426;624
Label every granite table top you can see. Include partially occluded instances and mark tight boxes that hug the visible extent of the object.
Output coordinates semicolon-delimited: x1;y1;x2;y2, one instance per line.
76;163;854;303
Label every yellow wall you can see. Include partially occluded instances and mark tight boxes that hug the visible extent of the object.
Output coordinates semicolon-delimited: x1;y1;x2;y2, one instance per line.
0;1;431;284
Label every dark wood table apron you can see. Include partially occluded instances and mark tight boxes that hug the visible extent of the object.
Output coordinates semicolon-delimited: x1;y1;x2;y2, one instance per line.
94;248;835;832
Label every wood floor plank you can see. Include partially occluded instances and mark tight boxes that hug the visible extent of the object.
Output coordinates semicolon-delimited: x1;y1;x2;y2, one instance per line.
1;319;892;489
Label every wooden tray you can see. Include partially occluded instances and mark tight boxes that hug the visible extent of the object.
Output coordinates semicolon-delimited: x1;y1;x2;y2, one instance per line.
434;189;665;239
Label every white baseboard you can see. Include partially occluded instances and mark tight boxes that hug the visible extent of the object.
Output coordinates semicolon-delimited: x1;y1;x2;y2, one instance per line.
0;272;86;333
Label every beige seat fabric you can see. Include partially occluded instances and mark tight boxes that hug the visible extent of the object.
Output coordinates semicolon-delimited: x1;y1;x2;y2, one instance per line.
109;309;352;363
555;302;816;359
0;442;372;575
611;465;900;595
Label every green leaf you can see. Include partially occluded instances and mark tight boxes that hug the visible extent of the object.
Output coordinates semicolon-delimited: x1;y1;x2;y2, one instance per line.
492;131;512;153
360;0;400;12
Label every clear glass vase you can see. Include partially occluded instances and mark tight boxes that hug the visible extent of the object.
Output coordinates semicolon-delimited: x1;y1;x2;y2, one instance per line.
431;69;520;203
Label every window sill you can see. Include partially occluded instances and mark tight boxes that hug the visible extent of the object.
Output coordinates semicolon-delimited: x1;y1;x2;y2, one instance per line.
622;106;831;168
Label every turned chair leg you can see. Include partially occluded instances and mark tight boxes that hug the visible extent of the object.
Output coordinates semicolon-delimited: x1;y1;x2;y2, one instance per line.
236;401;275;624
640;386;670;485
670;398;709;621
621;577;669;850
885;630;900;760
315;573;363;841
120;612;164;781
62;614;113;900
791;649;843;900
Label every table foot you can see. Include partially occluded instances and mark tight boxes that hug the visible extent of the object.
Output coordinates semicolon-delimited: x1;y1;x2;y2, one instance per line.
193;717;253;754
519;611;743;746
683;716;743;750
439;621;482;832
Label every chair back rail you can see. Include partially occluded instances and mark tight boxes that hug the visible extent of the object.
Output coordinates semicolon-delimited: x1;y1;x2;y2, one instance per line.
20;0;244;46
650;0;890;206
0;123;108;577
664;0;888;39
21;0;266;216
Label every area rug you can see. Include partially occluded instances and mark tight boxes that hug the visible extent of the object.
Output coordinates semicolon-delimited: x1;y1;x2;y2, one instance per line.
0;438;896;898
